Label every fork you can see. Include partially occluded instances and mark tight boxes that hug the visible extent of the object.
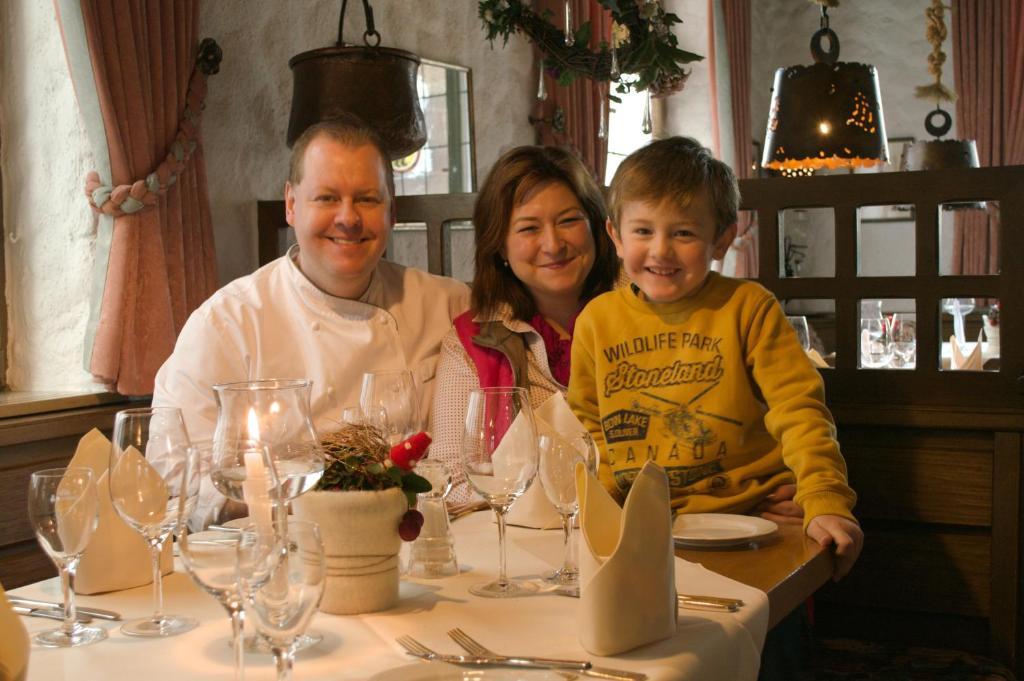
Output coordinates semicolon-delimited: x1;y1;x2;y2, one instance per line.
447;628;590;670
446;629;648;681
397;635;586;672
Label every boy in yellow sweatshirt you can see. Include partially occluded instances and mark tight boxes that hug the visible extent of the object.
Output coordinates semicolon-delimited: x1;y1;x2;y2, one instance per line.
568;137;862;579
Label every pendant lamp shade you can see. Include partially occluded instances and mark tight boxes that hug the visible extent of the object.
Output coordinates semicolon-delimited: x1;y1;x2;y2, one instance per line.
900;138;979;171
762;61;888;171
761;5;889;172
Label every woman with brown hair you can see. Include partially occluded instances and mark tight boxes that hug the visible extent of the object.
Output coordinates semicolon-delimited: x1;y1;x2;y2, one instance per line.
429;146;619;502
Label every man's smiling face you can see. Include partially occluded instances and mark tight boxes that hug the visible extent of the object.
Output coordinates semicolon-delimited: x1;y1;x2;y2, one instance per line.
285;136;395;299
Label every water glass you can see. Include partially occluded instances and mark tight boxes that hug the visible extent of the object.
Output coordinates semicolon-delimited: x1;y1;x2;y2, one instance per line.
785;315;811;352
460;387;538;598
891;313;917;368
538;433;598;586
27;467;106;648
108;407;199;637
360;370;420;445
238;519;324;681
860;317;894;369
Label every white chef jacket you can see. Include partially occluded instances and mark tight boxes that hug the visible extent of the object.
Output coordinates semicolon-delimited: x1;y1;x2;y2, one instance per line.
152;245;470;525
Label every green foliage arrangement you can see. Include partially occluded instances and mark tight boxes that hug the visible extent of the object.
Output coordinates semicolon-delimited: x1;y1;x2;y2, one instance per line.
317;424;433;539
478;0;703;98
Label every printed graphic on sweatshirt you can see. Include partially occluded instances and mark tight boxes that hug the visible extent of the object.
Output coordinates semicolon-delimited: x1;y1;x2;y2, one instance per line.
602;331;724;398
612;462;728;494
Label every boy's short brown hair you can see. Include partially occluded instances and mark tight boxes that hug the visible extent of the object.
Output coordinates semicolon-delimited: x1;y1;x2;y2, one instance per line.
608;137;739;238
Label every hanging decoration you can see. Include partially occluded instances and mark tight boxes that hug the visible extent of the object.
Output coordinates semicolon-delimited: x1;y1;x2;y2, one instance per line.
761;0;889;171
899;0;979;173
479;0;702;98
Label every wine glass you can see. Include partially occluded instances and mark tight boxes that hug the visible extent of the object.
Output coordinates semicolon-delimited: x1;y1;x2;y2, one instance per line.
108;407;199;637
27;467;106;648
460;387;538;597
538;433;599;587
238;519;325;681
785;315;811;352
183;443;276;681
360;370;420;445
891;313;917;368
860;317;894;369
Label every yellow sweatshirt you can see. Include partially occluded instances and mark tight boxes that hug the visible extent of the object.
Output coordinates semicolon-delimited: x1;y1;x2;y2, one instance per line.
568;273;856;526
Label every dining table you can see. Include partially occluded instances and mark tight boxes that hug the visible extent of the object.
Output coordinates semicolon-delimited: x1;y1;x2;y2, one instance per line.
12;510;831;681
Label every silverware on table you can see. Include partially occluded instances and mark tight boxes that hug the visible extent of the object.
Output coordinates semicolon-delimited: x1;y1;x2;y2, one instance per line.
441;630;649;681
8;596;122;621
12;605;92;623
446;628;590;670
397;635;589;673
552;587;741;612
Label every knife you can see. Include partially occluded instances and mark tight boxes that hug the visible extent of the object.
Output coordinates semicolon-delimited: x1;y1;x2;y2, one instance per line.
8;597;121;621
552;587;740;612
12;605;93;623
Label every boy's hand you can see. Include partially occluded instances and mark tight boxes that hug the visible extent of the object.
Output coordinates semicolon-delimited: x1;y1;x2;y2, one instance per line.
753;483;803;525
806;514;864;581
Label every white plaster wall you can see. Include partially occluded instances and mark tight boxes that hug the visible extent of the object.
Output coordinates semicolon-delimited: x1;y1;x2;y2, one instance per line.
0;1;97;391
198;0;536;284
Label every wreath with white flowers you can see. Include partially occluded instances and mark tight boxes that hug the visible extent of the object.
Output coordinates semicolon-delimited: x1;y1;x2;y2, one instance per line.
479;0;702;99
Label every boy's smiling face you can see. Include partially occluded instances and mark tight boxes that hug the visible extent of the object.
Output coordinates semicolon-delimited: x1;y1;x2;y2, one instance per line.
608;189;735;303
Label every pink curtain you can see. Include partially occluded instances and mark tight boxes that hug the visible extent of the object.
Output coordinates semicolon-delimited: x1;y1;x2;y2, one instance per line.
722;0;758;277
59;1;218;395
951;0;1024;274
532;0;611;180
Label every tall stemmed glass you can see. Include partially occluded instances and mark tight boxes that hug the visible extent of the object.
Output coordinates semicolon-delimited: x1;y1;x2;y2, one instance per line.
108;407;199;637
538;433;598;587
460;387;538;598
359;370;420;445
238;519;325;681
182;443;275;681
27;467;105;647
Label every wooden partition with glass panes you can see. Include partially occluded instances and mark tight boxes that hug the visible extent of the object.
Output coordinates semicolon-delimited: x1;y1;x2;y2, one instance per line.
738;165;1023;674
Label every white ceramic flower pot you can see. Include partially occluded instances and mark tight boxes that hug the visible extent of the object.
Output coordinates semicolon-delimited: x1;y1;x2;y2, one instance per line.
291;487;406;615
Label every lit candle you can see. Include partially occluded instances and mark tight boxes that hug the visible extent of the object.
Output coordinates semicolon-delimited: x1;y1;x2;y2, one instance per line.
242;449;273;536
243;407;273;535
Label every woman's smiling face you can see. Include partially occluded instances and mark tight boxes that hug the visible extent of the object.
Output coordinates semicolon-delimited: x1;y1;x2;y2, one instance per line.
503;181;596;309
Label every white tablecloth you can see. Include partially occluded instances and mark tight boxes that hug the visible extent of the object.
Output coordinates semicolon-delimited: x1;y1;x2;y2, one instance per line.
15;511;767;681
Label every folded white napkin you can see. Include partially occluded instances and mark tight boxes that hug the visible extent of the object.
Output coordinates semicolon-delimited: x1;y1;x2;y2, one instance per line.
68;429;172;595
950;331;984;370
806;348;829;368
506;393;588;529
0;582;28;681
575;460;676;656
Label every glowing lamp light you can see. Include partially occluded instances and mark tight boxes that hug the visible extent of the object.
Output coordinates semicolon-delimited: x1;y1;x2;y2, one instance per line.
762;6;889;172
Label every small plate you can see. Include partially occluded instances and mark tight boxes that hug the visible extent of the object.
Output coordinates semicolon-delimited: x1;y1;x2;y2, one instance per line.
673;513;778;548
369;663;567;681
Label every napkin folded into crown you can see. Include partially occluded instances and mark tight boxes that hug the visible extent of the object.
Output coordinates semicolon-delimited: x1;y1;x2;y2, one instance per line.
575;460;676;656
950;331;984;370
0;582;28;681
506;392;589;529
68;429;172;594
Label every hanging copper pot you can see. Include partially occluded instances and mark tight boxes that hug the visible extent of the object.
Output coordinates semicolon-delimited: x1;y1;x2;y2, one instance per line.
286;0;426;158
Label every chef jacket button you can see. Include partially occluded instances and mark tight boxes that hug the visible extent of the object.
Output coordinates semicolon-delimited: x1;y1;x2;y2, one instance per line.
326;386;335;397
311;321;321;332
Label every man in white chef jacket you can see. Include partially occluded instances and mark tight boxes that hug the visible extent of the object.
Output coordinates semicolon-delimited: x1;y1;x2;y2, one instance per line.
153;115;470;525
